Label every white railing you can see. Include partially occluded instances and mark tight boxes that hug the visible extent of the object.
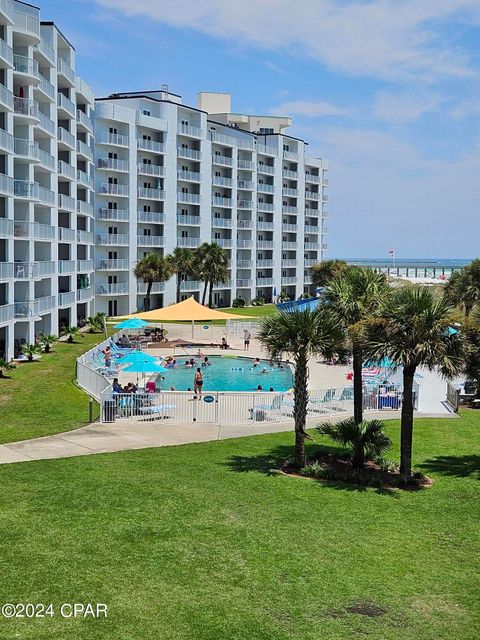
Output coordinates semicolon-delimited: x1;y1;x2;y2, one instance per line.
282;187;298;197
14;137;38;159
177;146;200;160
212;176;232;187
95;283;128;295
58;160;76;179
97;234;129;246
37;38;54;63
13;9;40;39
177;192;201;204
0;128;14;154
99;183;128;196
178;123;203;137
181;280;202;290
57;126;75;148
0;303;14;324
177;215;201;226
37;112;55;135
0;173;14;196
139;138;164;153
76;139;93;159
97;208;129;221
0;261;13;278
237;219;253;229
0;83;13;109
177;236;200;248
256;144;277;155
282;223;297;232
257;241;274;249
139;163;165;177
257;277;273;286
58;226;76;242
38;186;55;206
13;53;38;77
98;132;129;146
96;259;129;270
77;200;94;216
0;0;14;25
57;57;75;84
58;291;76;306
305;191;320;200
97;158;128;172
212;218;232;228
212;154;233;167
57;92;75;116
283;150;298;161
283;170;298;179
237;239;253;248
237;179;254;190
217;239;232;248
281;277;297;285
237;259;253;268
257;183;275;193
77;230;93;244
257;260;273;267
257;163;275;174
138;211;165;224
137;235;165;247
257;202;274;212
77;287;93;302
77;260;93;272
58;193;76;211
305;173;321;183
283;206;298;214
77;109;93;131
210;130;237;146
77;169;91;186
36;295;55;314
238;159;254;169
177;169;200;182
14;96;37;118
137;281;165;294
212;196;232;207
258;221;274;231
236;279;252;287
237;200;253;209
58;260;76;273
137;187;165;200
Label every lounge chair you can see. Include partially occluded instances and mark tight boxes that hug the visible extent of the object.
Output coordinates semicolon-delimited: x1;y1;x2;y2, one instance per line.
250;394;282;422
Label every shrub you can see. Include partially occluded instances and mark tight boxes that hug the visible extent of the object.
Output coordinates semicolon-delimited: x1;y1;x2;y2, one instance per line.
21;343;40;362
232;297;246;308
0;359;15;378
38;333;57;353
251;296;265;307
302;461;329;478
376;457;400;473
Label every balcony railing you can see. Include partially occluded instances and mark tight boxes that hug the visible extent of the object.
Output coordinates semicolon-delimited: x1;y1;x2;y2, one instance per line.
77;287;93;302
14;96;38;118
238;179;254;190
258;221;274;231
139;138;164;153
58;259;76;273
236;279;252;288
281;277;297;285
304;259;317;267
99;183;129;197
282;259;297;267
58;159;76;179
283;170;298;179
237;260;253;268
212;218;232;228
14;179;38;199
257;240;274;249
257;260;273;268
76;139;93;160
178;123;203;138
37;111;55;135
95;283;128;296
0;0;14;25
138;211;165;224
212;196;232;207
212;175;232;187
257;183;275;193
0;83;13;110
38;186;55;206
76;169;91;186
137;281;165;294
257;163;275;174
238;159;254;169
0;303;15;325
177;215;201;226
180;280;202;291
282;187;298;197
257;277;273;286
137;235;166;247
58;291;76;307
177;146;200;160
209;131;236;146
57;126;75;149
57;57;75;84
257;202;274;212
0;173;14;196
176;236;200;248
13;53;38;78
256;144;277;156
282;223;298;233
137;187;165;200
305;225;319;235
212;154;233;167
97;208;129;221
0;216;12;237
13;220;55;240
57;92;76;116
305;173;320;183
236;239;253;248
77;200;94;216
95;259;129;270
283;241;297;250
77;259;93;272
237;219;253;229
216;239;232;248
96;234;129;246
0;261;13;278
97;158;129;172
0;128;14;154
58;193;76;211
12;261;55;278
305;191;320;200
177;192;200;204
237;200;253;209
14;137;38;159
39;150;55;171
283;206;298;215
13;10;40;40
76;109;93;131
58;226;76;242
177;169;200;182
14;300;38;318
237;139;254;150
138;163;165;177
283;150;298;161
37;38;54;63
98;132;129;146
77;230;93;244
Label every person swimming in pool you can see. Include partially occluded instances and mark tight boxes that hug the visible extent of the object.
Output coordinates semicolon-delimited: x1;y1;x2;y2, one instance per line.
253;358;260;368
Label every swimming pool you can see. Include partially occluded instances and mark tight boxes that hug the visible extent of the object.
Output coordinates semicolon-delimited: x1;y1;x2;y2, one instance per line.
154;356;293;392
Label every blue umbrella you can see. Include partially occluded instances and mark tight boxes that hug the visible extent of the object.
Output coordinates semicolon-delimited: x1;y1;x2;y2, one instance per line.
123;359;169;385
117;351;159;365
115;318;149;329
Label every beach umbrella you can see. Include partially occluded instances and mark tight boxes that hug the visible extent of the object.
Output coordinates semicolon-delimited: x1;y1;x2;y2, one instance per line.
123;360;169;386
117;351;160;365
115;318;149;329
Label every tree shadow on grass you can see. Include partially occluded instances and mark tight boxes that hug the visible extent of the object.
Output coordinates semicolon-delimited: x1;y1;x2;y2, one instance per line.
224;444;399;496
419;455;480;479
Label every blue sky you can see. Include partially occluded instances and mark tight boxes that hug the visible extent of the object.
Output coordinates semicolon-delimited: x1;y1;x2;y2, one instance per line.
39;0;480;259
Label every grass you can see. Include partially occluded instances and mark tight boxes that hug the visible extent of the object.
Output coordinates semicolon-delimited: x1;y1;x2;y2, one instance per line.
0;413;478;639
0;332;109;444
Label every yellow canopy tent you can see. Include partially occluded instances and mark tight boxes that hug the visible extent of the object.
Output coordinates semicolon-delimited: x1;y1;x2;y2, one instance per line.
116;296;250;338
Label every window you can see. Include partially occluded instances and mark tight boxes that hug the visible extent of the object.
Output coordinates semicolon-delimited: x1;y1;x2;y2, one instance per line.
108;251;117;260
107;202;117;210
142;109;151;116
143;158;152;165
108;275;117;284
214;232;220;239
108;300;118;316
143;134;151;141
108;177;118;185
181;119;189;126
259;127;273;134
108;226;118;235
181;230;188;238
108;152;118;160
143;205;151;212
144;229;151;236
109;127;117;134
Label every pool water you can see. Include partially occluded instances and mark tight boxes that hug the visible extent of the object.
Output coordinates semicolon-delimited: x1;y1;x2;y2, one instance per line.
155;356;293;392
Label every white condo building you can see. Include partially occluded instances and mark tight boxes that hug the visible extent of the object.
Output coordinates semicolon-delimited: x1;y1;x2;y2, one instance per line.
94;90;328;315
0;0;95;360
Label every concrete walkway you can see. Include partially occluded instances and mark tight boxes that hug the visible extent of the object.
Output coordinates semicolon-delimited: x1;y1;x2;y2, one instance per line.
0;409;454;466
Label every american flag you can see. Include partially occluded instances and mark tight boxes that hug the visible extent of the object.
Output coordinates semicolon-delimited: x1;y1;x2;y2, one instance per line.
388;249;395;256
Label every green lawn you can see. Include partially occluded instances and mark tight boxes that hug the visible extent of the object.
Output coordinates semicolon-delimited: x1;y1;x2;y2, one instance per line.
0;332;109;444
0;413;478;639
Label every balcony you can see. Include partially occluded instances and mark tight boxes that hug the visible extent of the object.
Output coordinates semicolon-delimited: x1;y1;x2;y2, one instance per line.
237;260;253;268
57;57;75;85
209;131;236;146
305;241;320;250
36;74;55;101
58;291;76;307
237;179;254;190
236;239;253;249
57;126;75;149
77;287;93;302
37;38;54;64
77;200;94;216
58;160;76;180
137;235;166;247
257;183;275;193
256;144;277;156
96;259;129;270
257;260;273;268
0;303;14;324
180;280;202;291
13;54;38;82
13;9;40;41
282;187;298;197
14;137;38;160
237;199;253;209
281;276;297;285
98;132;129;146
212;196;232;207
238;159;254;170
282;241;297;250
0;261;12;278
177;236;200;248
305;207;319;216
322;194;328;201
58;259;76;273
77;230;93;244
177;169;200;182
97;158;129;172
236;279;252;288
95;283;128;295
58;193;76;212
305;173;320;183
37;111;55;136
282;206;298;215
38;186;55;206
139;138;164;153
283;170;298;179
212;154;233;167
77;169;91;187
77;259;93;272
177;192;201;204
258;221;274;231
282;223;297;233
99;183;129;197
237;139;254;150
14;97;38;121
237;219;253;229
282;259;297;267
14;300;38;318
97;234;129;246
138;163;165;177
35;149;54;172
177;146;200;160
0;173;14;196
257;277;273;286
57;92;75;117
304;259;316;267
305;225;319;235
11;261;55;278
137;187;165;200
0;216;13;236
257;202;274;213
215;280;232;290
138;211;165;224
212;218;232;228
257;240;274;250
0;83;13;110
14;179;38;199
178;123;203;138
212;175;232;187
257;163;275;175
97;208;129;221
137;281;165;295
305;191;320;200
0;129;14;154
76;139;93;161
76;109;93;131
177;214;201;226
58;226;76;242
283;150;298;161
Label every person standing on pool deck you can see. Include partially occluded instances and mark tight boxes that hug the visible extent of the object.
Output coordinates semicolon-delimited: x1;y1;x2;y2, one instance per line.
194;368;203;397
243;329;251;351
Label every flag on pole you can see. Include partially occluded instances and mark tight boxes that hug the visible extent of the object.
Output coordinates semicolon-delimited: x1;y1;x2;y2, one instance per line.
388;249;395;256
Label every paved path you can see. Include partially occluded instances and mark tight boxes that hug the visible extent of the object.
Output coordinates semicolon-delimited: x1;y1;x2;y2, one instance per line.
0;409;454;466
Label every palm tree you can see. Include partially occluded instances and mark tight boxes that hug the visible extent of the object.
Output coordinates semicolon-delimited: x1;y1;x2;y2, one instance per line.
258;308;345;468
194;243;229;307
323;267;392;424
21;343;40;361
167;247;194;303
462;311;480;398
361;286;464;484
62;325;81;343
0;359;15;378
87;312;106;333
311;259;349;289
444;260;480;316
38;333;57;353
317;417;391;470
134;253;173;311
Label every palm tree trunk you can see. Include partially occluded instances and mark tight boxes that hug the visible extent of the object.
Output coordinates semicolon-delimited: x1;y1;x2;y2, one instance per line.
145;281;153;311
293;351;308;468
201;280;208;305
176;275;181;303
208;281;214;308
352;343;363;424
352;443;365;470
400;364;416;484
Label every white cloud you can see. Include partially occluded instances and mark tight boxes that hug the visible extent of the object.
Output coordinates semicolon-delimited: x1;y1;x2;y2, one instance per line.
273;100;353;118
374;91;441;122
451;98;480;119
93;0;480;82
